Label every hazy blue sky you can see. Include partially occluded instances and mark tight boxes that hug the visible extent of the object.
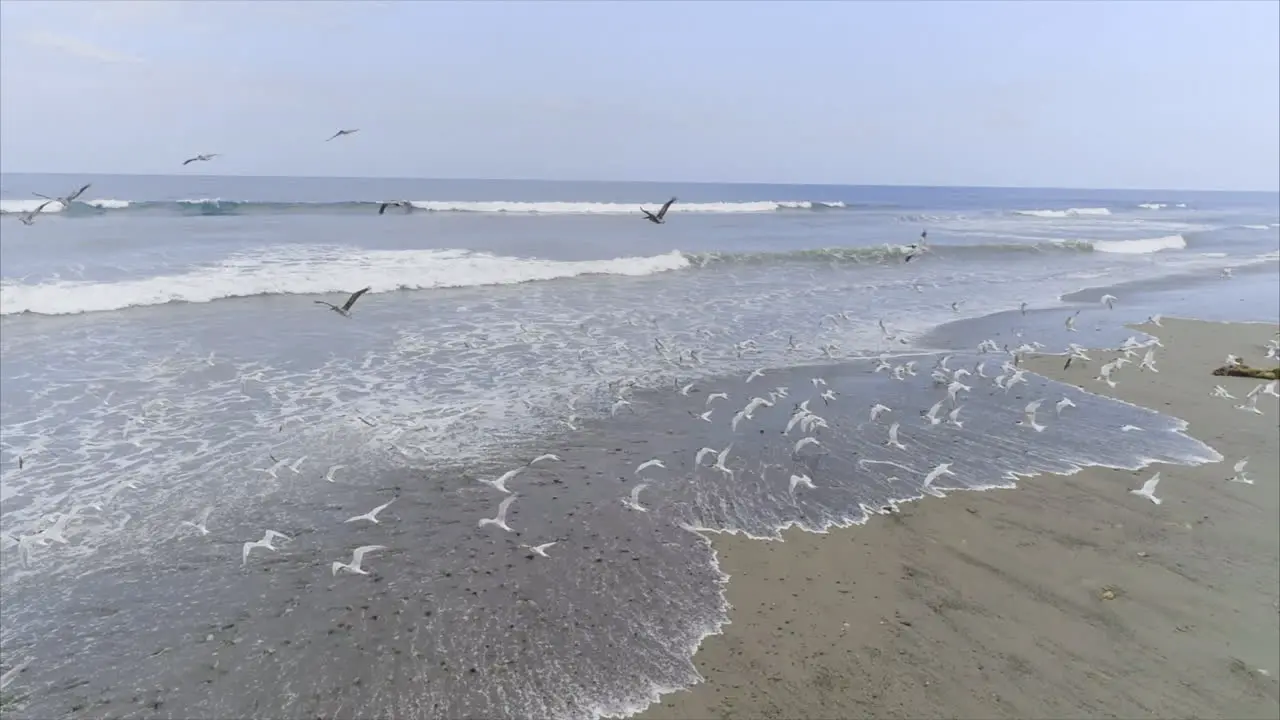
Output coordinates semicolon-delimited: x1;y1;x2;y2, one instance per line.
1;0;1276;190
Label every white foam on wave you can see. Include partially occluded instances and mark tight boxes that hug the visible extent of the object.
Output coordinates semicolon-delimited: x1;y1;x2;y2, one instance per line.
1240;224;1271;231
405;200;837;214
1092;234;1186;254
1013;207;1113;218
1138;203;1167;210
0;247;691;316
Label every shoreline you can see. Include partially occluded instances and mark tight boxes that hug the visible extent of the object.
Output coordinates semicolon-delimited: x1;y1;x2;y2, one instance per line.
638;318;1280;720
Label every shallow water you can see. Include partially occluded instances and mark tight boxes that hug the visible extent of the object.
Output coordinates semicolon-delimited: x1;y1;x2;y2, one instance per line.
0;176;1275;718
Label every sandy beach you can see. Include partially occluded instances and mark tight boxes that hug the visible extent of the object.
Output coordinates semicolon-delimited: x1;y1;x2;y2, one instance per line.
640;318;1280;720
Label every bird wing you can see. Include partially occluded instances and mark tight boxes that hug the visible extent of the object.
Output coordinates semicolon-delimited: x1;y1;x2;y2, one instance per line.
372;497;396;515
378;203;390;215
342;286;372;311
1025;400;1043;413
534;542;557;553
657;197;677;219
888;422;899;440
495;493;518;519
32;200;54;214
1142;474;1160;493
351;545;386;564
69;184;91;201
630;482;648;502
183;157;197;165
264;530;291;543
1234;459;1247;472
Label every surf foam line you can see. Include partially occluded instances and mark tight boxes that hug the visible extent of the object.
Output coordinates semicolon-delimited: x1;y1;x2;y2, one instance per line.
0;198;849;216
0;248;692;316
1011;207;1113;218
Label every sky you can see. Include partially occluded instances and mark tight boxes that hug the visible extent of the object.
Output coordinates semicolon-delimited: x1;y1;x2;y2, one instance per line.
0;0;1276;191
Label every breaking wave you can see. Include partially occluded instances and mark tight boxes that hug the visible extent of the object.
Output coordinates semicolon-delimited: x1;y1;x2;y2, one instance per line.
1011;207;1113;218
0;235;1192;317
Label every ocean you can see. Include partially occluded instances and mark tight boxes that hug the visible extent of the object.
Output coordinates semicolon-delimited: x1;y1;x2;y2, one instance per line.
1;173;1277;718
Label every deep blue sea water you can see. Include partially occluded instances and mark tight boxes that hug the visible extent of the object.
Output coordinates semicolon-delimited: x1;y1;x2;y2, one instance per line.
1;174;1277;718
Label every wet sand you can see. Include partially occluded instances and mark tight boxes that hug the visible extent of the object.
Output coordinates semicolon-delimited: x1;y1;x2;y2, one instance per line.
640;318;1280;720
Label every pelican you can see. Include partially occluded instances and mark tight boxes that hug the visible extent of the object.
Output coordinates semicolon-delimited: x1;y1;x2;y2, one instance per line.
182;153;219;166
640;197;677;224
378;201;412;215
326;128;360;141
19;200;54;226
315;287;371;317
905;231;928;263
33;182;91;210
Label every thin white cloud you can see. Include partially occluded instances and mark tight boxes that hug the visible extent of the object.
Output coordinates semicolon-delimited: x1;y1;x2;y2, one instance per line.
25;30;141;64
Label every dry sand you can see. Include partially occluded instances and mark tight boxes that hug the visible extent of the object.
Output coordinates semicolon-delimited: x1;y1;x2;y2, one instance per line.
640;319;1279;720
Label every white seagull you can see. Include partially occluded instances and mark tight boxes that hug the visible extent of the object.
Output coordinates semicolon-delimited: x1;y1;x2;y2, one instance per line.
622;482;650;512
1210;385;1235;400
946;406;964;428
241;530;291;565
746;368;766;383
789;473;815;493
324;464;346;483
636;459;666;474
344;497;396;524
1228;458;1252;484
180;507;214;536
1235;394;1264;415
885;422;906;450
520;541;558;557
479;468;523;494
1019;399;1046;432
712;444;734;477
922;463;955;492
706;392;729;406
478;494;518;532
1055;397;1076;415
332;545;387;575
870;403;892;422
1130;473;1163;505
1100;294;1117;310
528;453;561;466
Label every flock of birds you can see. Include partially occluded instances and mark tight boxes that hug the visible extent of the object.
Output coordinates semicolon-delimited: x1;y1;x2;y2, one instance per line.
6;241;1275;580
16;128;696;227
207;294;1277;574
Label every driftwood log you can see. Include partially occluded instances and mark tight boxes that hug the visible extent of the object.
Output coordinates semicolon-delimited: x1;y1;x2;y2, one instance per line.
1211;364;1280;380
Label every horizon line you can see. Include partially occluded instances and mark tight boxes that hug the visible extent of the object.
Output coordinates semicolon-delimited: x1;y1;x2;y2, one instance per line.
0;170;1276;195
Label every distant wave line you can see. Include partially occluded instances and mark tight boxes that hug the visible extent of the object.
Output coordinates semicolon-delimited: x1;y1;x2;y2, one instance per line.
0;198;853;216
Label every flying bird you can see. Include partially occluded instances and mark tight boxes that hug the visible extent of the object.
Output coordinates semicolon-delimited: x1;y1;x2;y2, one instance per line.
33;182;91;210
326;129;360;141
520;541;558;558
315;287;371;317
621;482;650;512
241;530;291;565
905;231;928;263
344;497;396;525
478;494;518;532
1100;294;1117;310
640;197;677;224
331;545;387;575
1228;458;1252;484
19;200;55;226
182;153;219;166
379;201;412;215
1129;473;1163;505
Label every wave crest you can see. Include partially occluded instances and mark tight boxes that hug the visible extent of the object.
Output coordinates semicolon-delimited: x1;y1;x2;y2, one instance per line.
0;248;690;316
1011;207;1113;218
